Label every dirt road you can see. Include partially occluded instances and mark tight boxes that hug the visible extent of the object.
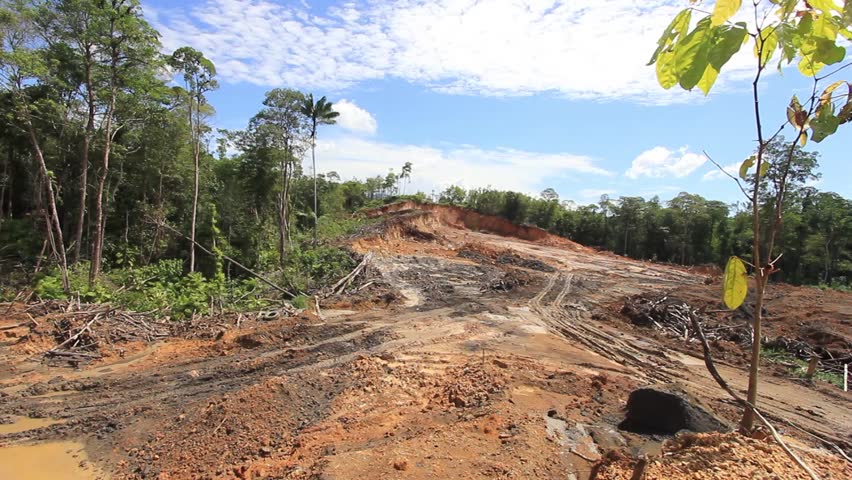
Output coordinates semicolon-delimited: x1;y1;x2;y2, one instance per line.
1;205;850;479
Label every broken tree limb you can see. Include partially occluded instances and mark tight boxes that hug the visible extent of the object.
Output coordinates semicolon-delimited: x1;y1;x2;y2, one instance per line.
154;219;294;298
0;322;29;331
330;252;373;295
688;311;822;480
48;314;100;354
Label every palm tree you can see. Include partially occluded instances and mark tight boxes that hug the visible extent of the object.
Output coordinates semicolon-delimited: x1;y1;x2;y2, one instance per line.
300;94;339;243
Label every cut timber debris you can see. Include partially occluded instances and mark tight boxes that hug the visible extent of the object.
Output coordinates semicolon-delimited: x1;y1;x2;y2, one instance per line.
329;252;373;296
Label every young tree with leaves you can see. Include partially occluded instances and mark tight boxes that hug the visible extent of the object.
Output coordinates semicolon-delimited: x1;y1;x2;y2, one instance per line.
649;0;851;433
300;94;338;244
168;46;217;273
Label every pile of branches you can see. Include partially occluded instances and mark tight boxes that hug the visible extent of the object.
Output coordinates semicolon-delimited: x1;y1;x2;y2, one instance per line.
327;252;374;296
46;304;170;362
620;294;753;345
3;301;171;363
621;294;851;377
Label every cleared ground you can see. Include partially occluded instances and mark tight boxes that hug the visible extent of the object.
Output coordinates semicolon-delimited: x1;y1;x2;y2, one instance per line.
1;204;850;479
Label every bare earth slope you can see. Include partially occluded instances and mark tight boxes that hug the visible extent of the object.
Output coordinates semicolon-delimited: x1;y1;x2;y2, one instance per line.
1;203;850;479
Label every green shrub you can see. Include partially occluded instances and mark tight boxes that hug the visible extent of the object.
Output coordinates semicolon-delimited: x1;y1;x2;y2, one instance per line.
33;259;270;320
284;243;356;292
290;294;309;309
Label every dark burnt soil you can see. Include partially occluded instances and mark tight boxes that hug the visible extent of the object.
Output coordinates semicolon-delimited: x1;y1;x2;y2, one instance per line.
394;255;544;311
0;318;395;446
458;243;556;273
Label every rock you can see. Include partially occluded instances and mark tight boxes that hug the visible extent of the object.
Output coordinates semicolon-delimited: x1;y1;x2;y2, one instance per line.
393;459;409;471
587;423;627;450
492;359;509;369
259;446;272;457
618;384;729;435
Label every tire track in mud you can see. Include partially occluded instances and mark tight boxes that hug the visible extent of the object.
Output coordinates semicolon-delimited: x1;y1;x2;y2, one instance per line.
530;272;672;381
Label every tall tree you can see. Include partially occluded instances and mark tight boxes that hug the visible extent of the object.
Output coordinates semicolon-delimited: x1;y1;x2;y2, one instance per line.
0;0;69;289
42;0;100;263
168;46;217;272
88;0;160;284
300;94;338;244
400;161;412;194
247;88;306;264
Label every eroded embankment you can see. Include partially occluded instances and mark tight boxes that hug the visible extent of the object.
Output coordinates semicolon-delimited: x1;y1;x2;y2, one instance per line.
364;201;590;250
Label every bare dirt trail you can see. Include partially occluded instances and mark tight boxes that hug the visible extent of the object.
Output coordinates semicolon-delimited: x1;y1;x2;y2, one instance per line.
1;204;850;479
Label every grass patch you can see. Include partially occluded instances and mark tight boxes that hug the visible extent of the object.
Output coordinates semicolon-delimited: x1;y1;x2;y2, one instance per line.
762;347;844;388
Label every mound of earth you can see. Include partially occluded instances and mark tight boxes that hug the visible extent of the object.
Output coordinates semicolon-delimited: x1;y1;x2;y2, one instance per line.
593;432;851;480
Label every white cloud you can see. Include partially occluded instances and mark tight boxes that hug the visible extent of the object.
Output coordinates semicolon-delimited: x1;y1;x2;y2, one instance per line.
146;0;758;104
333;99;377;135
625;146;707;179
702;162;740;181
313;136;611;195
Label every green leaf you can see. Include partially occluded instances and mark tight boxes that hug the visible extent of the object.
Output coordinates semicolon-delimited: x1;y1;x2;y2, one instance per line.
758;161;771;177
655;50;678;89
697;64;720;95
807;0;842;14
712;0;741;26
723;256;748;309
649;8;692;65
739;155;755;179
674;18;713;90
813;38;846;65
710;24;748;69
810;103;839;142
693;24;747;94
775;22;801;66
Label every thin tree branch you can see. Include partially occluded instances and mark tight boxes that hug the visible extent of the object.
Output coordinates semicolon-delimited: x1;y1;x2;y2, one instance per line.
815;61;852;81
703;150;752;202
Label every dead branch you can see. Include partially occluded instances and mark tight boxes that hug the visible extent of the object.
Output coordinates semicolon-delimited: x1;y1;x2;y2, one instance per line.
330;251;373;295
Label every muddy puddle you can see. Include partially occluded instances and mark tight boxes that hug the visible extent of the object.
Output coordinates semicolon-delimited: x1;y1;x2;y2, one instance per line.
0;416;63;435
0;440;102;479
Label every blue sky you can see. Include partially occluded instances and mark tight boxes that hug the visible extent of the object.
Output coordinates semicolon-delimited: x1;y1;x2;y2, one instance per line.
143;0;850;206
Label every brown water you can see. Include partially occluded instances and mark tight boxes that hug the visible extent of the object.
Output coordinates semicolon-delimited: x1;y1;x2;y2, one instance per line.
0;416;63;435
0;441;102;479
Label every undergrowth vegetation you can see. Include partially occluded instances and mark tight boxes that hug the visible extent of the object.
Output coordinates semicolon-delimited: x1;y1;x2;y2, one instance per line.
28;213;369;319
762;347;844;388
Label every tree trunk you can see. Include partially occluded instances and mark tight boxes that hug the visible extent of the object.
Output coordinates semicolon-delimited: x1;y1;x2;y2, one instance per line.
189;97;199;272
311;129;318;245
73;53;95;264
276;158;292;264
89;92;116;285
0;144;8;221
23;107;69;291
